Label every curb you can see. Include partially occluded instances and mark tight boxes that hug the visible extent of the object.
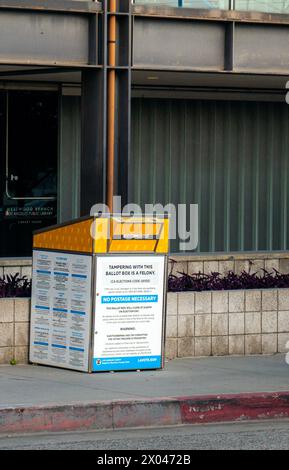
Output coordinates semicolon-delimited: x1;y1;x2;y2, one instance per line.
1;391;289;434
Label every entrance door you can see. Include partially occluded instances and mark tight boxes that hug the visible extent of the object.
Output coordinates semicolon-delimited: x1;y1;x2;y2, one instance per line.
0;90;58;257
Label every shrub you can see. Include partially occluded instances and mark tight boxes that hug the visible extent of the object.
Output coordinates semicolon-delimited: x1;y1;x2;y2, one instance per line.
168;269;289;292
0;273;31;298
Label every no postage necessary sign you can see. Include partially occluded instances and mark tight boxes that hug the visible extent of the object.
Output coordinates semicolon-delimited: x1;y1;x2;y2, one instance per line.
92;255;166;372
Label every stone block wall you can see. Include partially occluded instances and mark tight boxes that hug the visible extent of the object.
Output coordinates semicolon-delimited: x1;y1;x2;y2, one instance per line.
0;299;30;364
1;289;289;365
166;289;289;360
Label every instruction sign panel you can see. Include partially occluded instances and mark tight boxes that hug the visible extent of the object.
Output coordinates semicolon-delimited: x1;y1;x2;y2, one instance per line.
30;250;92;372
92;255;165;371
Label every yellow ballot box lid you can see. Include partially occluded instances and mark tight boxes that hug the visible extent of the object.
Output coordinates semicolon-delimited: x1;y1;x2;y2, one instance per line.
33;214;169;255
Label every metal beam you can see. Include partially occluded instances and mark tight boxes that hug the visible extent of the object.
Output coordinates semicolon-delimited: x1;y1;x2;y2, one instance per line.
133;14;289;75
235;23;289;73
0;0;100;13
132;4;289;26
0;67;78;78
133;17;225;70
0;9;90;66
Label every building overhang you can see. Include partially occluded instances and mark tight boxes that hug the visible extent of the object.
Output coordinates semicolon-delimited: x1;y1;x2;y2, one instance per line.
0;0;100;14
0;68;288;105
132;9;289;75
0;2;289;86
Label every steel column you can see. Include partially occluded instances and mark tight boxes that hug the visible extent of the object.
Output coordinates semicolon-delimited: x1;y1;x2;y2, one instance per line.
80;7;107;215
80;1;131;214
80;69;106;215
114;0;132;207
106;0;132;209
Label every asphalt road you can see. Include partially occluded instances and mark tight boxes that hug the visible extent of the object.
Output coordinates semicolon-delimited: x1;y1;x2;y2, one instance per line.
1;420;289;450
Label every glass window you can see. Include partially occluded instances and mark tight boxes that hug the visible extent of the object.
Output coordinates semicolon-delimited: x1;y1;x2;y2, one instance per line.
0;91;58;257
133;1;230;9
7;92;58;200
133;0;289;12
235;1;289;13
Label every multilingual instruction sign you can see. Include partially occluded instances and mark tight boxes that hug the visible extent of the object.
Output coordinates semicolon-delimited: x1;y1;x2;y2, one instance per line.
92;255;166;371
30;250;92;372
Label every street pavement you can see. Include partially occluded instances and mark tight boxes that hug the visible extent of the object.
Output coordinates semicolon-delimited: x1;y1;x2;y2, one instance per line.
1;420;289;450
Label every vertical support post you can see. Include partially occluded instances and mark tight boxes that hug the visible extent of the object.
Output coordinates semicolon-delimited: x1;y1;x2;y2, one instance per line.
81;70;106;215
224;21;235;71
107;0;117;212
80;8;107;215
115;0;132;207
80;1;131;215
229;0;236;10
107;0;132;210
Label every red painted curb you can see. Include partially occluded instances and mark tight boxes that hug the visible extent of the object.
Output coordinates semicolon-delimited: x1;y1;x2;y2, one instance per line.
179;391;289;424
1;391;289;434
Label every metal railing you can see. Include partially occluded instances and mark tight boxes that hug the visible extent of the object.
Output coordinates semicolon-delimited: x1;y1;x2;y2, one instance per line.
133;0;289;14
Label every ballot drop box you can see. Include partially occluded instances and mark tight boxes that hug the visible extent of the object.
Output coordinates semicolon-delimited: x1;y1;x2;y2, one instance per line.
29;215;169;373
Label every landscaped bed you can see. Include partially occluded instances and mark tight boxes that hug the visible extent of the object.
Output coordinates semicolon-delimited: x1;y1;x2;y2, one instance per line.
1;267;289;297
168;269;289;292
0;273;31;298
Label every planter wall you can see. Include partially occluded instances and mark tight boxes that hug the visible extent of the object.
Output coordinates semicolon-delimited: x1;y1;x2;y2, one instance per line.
1;289;289;365
166;289;289;359
0;299;30;365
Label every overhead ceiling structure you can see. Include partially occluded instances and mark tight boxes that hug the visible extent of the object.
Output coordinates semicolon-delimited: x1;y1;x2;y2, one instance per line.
0;1;289;103
0;0;101;90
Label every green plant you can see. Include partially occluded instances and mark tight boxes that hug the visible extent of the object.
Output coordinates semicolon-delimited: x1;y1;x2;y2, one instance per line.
168;269;289;292
0;273;31;298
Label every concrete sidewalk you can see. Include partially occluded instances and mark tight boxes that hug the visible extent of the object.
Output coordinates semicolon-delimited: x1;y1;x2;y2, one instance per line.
1;354;289;407
1;354;289;434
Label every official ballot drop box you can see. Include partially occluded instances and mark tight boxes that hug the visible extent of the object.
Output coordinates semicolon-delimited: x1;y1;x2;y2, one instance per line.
29;215;169;373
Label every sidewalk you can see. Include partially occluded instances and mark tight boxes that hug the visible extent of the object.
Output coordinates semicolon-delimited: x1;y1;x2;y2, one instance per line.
1;354;289;434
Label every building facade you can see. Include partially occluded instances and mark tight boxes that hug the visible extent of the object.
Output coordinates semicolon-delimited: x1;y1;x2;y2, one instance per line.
1;0;289;274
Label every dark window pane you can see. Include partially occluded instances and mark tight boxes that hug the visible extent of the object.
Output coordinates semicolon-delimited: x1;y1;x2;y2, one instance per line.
0;91;58;257
7;91;58;199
